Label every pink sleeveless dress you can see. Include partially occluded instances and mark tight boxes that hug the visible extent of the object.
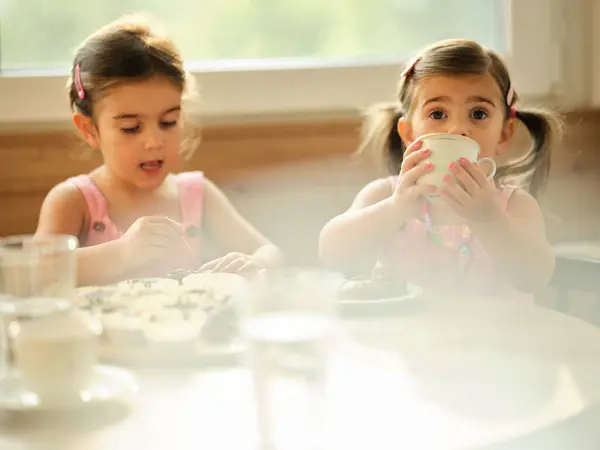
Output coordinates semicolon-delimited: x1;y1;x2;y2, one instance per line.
379;184;533;302
67;172;204;279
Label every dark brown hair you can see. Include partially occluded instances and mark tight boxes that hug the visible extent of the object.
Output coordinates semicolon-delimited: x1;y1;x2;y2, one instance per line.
67;14;199;158
357;39;563;198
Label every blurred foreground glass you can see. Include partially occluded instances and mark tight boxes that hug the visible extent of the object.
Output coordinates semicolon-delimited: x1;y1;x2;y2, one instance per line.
0;235;82;395
240;269;341;450
0;234;78;305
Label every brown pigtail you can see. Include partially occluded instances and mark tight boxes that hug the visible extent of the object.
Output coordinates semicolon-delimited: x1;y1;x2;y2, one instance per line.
356;103;406;174
496;108;564;198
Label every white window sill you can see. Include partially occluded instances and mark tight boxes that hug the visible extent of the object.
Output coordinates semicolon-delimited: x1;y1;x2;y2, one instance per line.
0;57;558;129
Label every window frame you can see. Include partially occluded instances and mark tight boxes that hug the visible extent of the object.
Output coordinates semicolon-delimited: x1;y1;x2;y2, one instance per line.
0;0;563;126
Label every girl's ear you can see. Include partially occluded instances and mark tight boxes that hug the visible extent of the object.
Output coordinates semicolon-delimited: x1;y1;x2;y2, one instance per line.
73;113;100;149
496;118;516;156
397;117;414;147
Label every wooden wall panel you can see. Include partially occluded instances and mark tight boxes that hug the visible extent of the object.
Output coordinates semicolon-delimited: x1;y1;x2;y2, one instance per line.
1;112;600;264
0;120;362;243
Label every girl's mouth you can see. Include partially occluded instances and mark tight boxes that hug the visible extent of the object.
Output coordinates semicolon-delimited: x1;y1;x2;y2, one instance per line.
139;160;164;173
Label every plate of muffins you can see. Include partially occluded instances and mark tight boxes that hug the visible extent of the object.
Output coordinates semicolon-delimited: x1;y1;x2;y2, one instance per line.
74;270;247;366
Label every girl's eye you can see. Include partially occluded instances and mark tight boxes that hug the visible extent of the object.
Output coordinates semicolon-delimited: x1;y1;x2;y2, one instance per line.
160;120;178;128
429;110;447;120
121;125;140;134
471;109;488;120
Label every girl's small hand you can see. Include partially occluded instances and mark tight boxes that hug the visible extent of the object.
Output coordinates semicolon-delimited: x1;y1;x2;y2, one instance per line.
392;139;437;219
440;158;503;222
198;252;261;276
119;216;188;269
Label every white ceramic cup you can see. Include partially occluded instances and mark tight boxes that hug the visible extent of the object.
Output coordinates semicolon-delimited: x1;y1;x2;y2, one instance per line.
415;133;496;201
10;311;100;401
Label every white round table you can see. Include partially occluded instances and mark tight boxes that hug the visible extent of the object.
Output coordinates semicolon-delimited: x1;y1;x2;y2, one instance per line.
1;297;600;450
553;240;600;260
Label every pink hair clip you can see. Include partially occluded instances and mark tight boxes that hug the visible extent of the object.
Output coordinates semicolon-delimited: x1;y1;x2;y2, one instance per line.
75;64;85;100
401;54;421;78
510;106;517;118
506;85;515;106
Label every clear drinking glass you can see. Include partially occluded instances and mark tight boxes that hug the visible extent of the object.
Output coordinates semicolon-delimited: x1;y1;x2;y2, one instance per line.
0;234;78;310
0;235;80;390
239;269;341;450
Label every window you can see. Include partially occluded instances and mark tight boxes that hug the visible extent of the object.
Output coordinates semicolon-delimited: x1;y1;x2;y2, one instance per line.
1;0;505;71
0;0;561;124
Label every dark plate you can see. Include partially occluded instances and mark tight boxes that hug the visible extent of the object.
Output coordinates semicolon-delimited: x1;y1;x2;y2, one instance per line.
338;284;424;318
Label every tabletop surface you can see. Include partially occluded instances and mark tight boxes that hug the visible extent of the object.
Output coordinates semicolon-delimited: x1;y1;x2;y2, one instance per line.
553;241;600;260
2;297;600;450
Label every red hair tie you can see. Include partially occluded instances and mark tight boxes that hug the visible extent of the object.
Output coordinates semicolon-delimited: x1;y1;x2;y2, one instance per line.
510;106;517;118
75;64;85;100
